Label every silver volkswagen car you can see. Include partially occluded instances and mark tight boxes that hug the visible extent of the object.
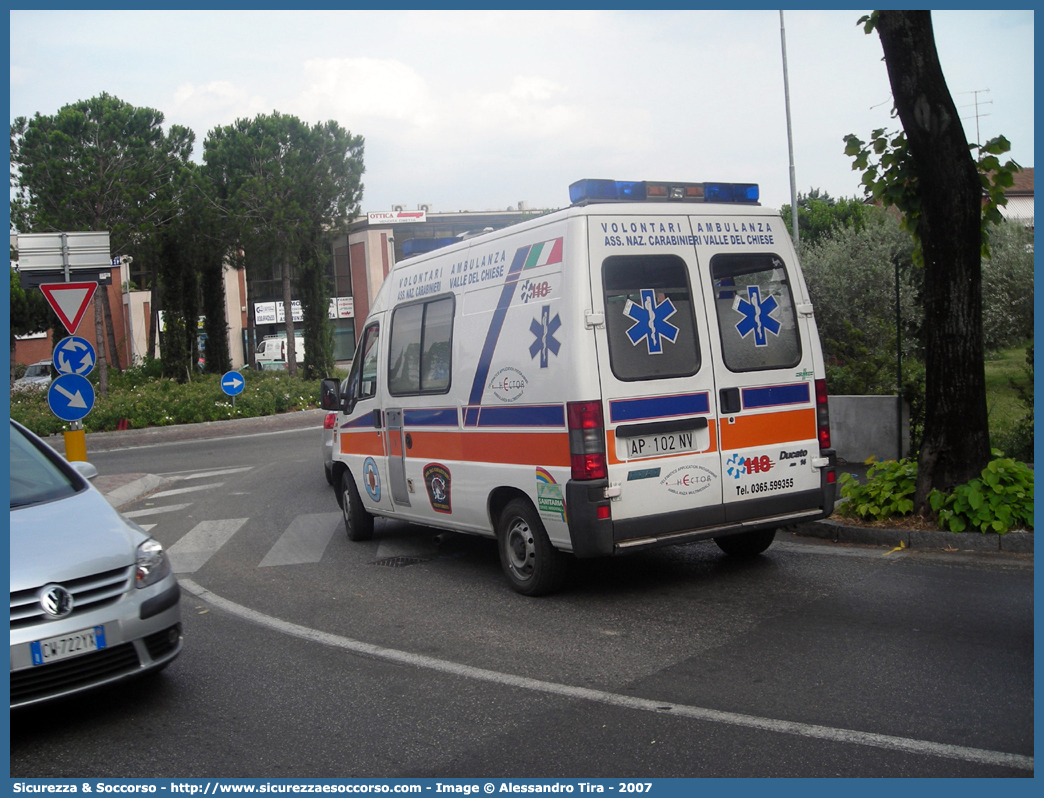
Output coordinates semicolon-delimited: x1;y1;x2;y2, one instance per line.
9;419;183;708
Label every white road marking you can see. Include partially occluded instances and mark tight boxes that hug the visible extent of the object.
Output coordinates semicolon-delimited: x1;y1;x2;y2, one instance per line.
259;513;341;568
88;426;319;453
138;524;157;532
149;482;226;499
123;502;193;519
168;519;248;573
166;467;253;481
179;578;1034;773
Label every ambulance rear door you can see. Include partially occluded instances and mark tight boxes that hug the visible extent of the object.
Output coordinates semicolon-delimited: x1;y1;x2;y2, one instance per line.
691;211;823;521
586;210;724;539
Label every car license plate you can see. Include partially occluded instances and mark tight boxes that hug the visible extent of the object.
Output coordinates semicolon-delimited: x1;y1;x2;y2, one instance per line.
30;626;106;666
623;430;699;459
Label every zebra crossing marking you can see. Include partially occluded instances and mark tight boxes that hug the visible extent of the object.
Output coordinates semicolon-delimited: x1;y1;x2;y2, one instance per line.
149;482;226;499
123;502;193;519
258;513;341;568
168;518;248;573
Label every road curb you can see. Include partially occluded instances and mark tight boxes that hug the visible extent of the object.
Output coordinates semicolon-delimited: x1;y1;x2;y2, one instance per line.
792;518;1033;554
100;474;170;509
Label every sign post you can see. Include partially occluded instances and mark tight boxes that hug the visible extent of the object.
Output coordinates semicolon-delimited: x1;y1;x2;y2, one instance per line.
221;370;245;412
18;232;112;461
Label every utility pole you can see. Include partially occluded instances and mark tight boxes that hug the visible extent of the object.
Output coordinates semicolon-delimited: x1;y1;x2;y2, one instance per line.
780;11;800;249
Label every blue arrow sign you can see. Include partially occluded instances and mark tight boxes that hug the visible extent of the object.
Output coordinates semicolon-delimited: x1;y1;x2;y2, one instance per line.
53;335;97;377
48;374;95;422
221;371;245;396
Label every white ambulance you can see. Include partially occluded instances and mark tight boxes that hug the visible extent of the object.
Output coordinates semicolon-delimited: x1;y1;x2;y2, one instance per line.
322;179;836;595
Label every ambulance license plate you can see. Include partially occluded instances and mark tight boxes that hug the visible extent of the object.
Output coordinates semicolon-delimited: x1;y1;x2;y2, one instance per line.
624;430;699;459
30;626;106;666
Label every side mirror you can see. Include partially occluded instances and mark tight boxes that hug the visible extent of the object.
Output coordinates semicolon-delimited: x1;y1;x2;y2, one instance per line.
70;461;99;481
320;378;341;411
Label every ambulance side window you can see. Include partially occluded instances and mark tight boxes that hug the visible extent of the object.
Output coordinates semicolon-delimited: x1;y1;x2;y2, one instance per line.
388;295;454;395
601;255;700;381
345;323;380;410
358;324;380;399
711;253;801;371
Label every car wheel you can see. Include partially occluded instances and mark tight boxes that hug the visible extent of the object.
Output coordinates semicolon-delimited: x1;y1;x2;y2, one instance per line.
714;529;776;557
340;469;374;541
497;498;568;596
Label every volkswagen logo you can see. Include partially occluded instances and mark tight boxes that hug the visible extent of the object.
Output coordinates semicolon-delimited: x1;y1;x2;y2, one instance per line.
40;584;74;619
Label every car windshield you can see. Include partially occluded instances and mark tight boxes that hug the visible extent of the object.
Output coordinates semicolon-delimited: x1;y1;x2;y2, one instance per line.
9;424;81;508
25;364;48;378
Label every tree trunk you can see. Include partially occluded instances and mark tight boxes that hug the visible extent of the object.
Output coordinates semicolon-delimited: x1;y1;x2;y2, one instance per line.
93;297;109;397
876;11;990;510
148;258;160;359
282;258;298;378
102;289;122;371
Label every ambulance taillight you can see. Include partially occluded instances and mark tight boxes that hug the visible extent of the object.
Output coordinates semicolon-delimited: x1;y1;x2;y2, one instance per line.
567;401;607;481
815;379;831;450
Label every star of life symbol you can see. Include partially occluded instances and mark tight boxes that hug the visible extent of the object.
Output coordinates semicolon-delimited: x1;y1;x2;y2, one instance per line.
624;289;679;355
529;305;561;368
734;285;781;347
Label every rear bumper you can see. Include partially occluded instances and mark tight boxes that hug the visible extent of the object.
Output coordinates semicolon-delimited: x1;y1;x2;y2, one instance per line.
566;450;837;557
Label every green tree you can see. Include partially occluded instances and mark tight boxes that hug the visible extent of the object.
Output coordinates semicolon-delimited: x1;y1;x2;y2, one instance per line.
780;189;868;248
203;114;364;378
800;207;922;392
980;221;1034;352
10;93;194;395
843;11;1019;511
9;265;55;383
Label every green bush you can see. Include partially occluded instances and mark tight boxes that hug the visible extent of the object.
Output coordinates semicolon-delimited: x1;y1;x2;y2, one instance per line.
930;453;1034;534
10;369;326;438
837;453;1034;534
838;458;918;521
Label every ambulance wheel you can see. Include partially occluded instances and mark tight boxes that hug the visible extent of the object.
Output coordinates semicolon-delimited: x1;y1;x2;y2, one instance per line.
497;499;568;596
714;529;776;557
340;470;374;542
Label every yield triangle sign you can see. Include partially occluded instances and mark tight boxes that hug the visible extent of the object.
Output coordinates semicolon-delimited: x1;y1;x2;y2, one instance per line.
40;282;98;334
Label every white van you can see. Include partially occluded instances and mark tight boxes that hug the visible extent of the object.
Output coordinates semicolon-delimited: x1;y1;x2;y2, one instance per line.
255;334;305;371
322;179;836;595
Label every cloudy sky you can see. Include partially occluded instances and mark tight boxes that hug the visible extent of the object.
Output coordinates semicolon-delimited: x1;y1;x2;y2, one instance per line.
9;9;1035;215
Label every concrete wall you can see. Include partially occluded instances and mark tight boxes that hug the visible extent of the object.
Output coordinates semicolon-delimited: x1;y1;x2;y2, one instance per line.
830;395;910;464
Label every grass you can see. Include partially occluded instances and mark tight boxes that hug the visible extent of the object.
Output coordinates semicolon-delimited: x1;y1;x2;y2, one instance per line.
984;343;1032;429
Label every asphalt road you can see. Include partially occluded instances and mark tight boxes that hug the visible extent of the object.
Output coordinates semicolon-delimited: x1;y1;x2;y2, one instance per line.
10;425;1034;778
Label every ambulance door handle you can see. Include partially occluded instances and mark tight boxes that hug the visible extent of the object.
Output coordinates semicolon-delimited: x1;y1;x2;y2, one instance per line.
719;388;742;415
372;409;383;429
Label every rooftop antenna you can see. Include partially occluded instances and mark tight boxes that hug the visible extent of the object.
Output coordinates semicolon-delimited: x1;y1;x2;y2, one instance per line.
958;88;992;160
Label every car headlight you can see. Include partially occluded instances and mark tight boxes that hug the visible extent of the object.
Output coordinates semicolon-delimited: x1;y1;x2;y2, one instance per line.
136;538;172;588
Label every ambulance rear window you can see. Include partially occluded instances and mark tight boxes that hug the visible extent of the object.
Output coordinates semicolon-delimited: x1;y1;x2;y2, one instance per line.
388;296;454;395
711;253;801;372
601;255;700;381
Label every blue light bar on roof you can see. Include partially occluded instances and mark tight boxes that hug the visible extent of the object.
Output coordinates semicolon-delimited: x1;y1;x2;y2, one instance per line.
569;179;646;204
569;179;760;205
704;182;760;203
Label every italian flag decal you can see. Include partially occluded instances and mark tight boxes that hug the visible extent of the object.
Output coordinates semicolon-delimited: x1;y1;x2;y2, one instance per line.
523;238;563;270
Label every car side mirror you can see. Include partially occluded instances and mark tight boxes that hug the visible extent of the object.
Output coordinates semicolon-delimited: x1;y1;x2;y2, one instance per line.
70;461;98;481
320;378;341;411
